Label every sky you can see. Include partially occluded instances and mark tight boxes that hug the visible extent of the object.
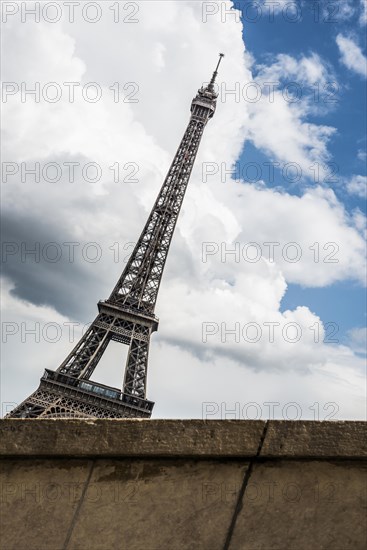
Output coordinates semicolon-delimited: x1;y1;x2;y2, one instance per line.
1;0;366;420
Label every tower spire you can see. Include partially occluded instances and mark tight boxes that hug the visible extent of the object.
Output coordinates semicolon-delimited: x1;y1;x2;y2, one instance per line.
208;53;224;92
7;57;222;419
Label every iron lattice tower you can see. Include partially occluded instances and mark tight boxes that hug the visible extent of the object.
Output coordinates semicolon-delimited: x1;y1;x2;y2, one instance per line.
7;54;224;419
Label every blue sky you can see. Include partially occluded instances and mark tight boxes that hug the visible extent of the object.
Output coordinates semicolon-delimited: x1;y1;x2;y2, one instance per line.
235;0;366;348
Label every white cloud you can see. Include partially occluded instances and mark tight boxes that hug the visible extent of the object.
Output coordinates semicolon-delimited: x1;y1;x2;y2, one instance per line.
150;342;366;420
330;0;355;21
346;175;367;198
357;149;367;162
1;1;365;419
243;52;337;181
255;52;333;87
336;34;367;78
347;327;367;355
245;96;335;181
198;183;366;287
352;208;367;236
2;278;365;420
360;0;367;25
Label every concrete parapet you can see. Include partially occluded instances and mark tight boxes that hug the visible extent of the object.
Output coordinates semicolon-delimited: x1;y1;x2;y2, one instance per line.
1;420;366;549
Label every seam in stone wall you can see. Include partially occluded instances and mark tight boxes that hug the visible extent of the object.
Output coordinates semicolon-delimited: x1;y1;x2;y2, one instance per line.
62;459;95;550
222;420;269;550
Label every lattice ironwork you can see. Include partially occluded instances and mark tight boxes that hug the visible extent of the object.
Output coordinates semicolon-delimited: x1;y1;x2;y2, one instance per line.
6;54;224;419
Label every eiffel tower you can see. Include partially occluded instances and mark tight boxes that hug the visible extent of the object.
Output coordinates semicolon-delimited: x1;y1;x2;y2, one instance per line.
7;54;224;419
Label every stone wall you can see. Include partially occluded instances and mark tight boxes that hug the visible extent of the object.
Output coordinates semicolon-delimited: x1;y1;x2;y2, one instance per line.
1;419;366;549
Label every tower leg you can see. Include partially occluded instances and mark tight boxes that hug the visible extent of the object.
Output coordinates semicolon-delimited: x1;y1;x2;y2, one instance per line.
123;336;150;398
57;316;112;379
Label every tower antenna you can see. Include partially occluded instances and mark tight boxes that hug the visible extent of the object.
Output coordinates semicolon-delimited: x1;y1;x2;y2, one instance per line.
208;53;225;91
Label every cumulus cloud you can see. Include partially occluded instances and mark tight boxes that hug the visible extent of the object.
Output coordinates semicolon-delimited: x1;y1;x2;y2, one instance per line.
336;34;367;78
2;278;365;420
346;175;367;198
254;52;334;88
242;52;338;181
328;0;355;21
1;1;365;419
346;327;367;355
193;183;366;287
245;96;336;181
357;149;367;162
360;0;367;25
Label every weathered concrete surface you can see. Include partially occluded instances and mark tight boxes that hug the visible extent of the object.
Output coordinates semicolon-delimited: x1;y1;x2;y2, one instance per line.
261;420;367;458
1;457;250;550
0;419;266;458
0;420;366;550
1;419;366;458
230;460;367;550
